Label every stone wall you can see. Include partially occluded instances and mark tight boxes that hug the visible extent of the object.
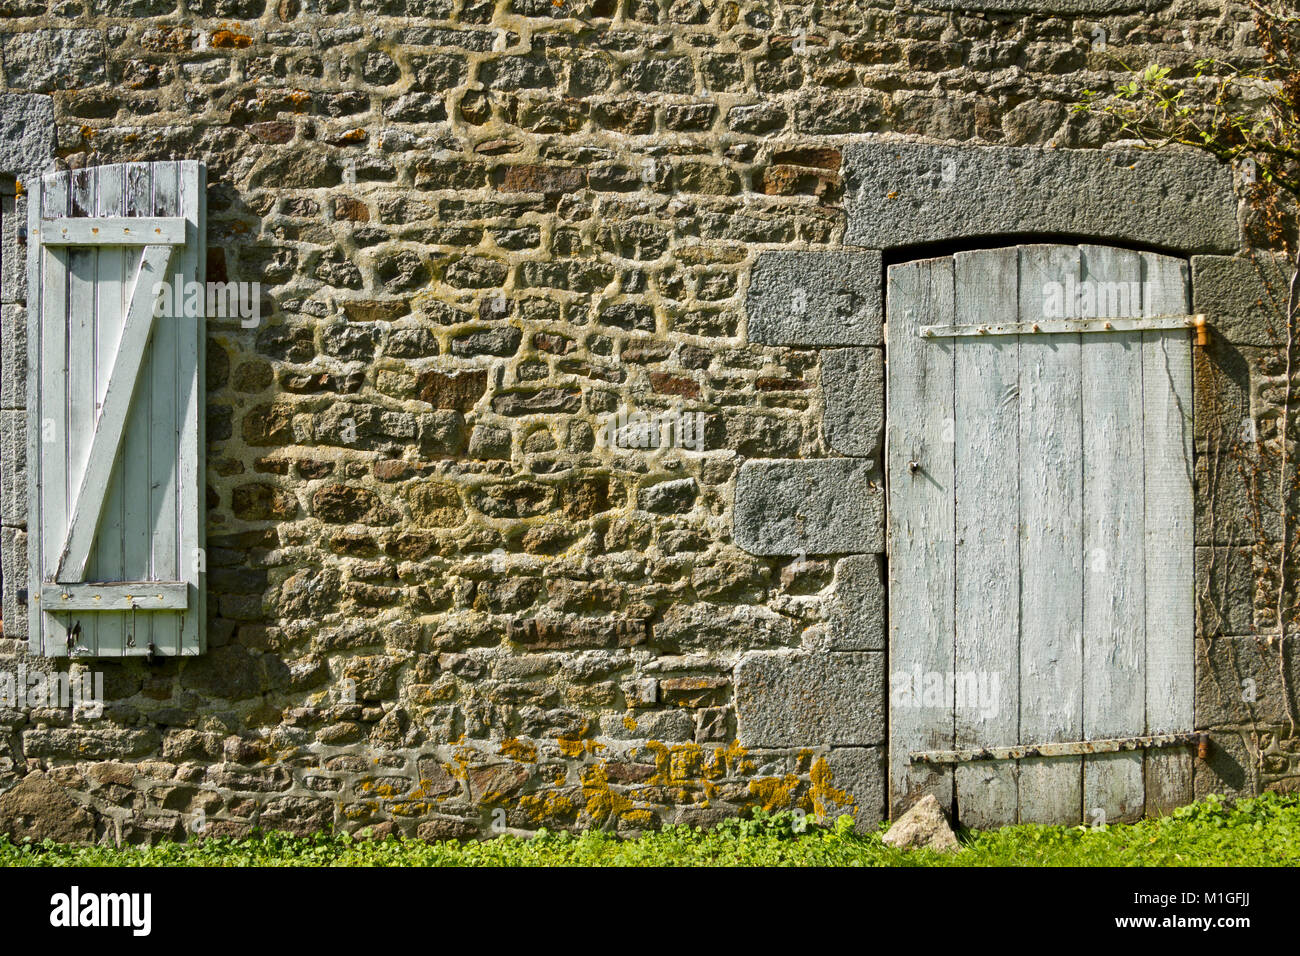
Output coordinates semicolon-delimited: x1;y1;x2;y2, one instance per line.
0;0;1287;844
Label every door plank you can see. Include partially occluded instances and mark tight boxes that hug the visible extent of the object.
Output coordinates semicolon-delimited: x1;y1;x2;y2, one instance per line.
887;256;957;817
1080;244;1146;825
1016;244;1085;824
953;248;1020;828
1141;252;1195;815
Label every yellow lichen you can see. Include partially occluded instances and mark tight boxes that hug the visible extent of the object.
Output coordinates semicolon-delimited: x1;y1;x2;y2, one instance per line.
580;763;633;823
516;790;577;825
211;28;253;48
620;808;656;828
387;801;430;817
748;774;801;811
715;739;755;776
557;735;604;758
669;744;704;782
809;757;857;820
498;737;538;762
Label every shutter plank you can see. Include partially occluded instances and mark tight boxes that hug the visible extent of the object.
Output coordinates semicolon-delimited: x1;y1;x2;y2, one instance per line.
41;217;186;246
953;248;1020;828
1141;252;1195;815
177;161;206;655
1017;244;1085;824
150;161;181;655
887;256;957;817
92;164;128;655
42;580;187;610
36;172;70;655
1080;244;1146;825
24;175;41;654
66;168;100;652
121;163;153;623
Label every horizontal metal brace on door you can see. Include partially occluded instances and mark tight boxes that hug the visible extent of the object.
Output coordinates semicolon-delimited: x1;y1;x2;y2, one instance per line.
918;314;1206;338
37;217;187;246
40;582;189;611
909;731;1204;765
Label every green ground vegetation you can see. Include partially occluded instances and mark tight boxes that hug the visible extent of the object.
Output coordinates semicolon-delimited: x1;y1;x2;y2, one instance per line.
0;791;1296;867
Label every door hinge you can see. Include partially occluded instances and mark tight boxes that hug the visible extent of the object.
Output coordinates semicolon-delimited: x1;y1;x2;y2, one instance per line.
919;314;1205;338
910;731;1200;765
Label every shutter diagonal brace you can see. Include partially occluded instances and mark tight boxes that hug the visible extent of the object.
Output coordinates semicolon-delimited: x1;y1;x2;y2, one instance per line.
56;242;176;583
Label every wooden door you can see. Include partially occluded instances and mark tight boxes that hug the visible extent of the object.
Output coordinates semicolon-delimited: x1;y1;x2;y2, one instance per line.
886;244;1194;827
27;162;206;657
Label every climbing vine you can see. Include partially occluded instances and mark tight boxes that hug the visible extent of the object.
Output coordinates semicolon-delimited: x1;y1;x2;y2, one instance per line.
1077;0;1300;780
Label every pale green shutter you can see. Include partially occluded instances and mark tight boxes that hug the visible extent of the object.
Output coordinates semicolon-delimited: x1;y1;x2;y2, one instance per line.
27;161;206;657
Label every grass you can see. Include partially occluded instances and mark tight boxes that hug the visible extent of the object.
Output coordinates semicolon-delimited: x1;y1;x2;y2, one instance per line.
1;791;1297;867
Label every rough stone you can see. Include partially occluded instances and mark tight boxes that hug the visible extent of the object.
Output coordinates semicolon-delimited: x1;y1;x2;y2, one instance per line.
508;616;648;650
821;347;883;458
468;424;511;460
407;482;465;528
0;410;26;527
312;485;395;525
746;250;882;346
734;651;885;747
1195;634;1300;728
0;306;23;409
0;771;98;844
826;555;885;651
655;602;797;651
637;477;698;514
0;94;55;182
924;0;1161;8
23;728;160;759
881;793;961;852
2;31;104;93
498;164;587;195
820;746;887;830
1;196;26;305
491;387;582;416
734;458;883;556
416;369;488;410
1193;732;1255;801
1192;254;1289;347
844;142;1238;254
2;526;28;639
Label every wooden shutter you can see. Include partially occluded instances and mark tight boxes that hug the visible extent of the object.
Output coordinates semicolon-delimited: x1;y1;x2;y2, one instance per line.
26;162;206;657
